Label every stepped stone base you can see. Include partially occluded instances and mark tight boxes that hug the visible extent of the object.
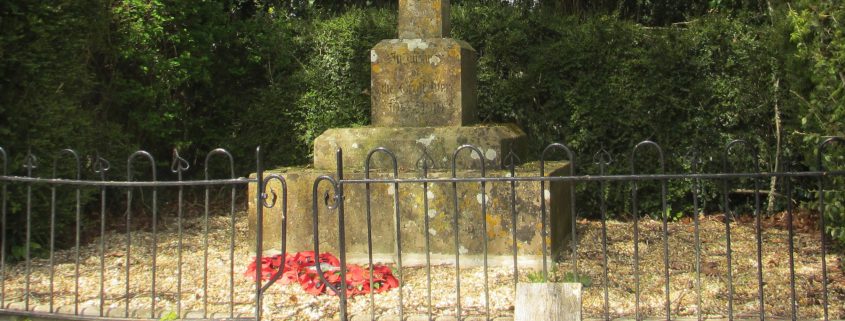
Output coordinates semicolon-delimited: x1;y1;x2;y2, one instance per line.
312;124;528;171
247;161;572;265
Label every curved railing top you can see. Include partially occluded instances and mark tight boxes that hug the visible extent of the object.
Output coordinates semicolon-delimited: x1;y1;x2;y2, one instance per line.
631;140;665;174
52;149;81;180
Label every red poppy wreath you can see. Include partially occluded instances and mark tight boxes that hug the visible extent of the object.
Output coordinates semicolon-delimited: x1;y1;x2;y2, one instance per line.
245;251;399;296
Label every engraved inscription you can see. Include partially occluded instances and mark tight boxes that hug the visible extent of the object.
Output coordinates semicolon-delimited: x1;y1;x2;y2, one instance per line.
373;82;450;96
388;52;433;64
385;101;448;114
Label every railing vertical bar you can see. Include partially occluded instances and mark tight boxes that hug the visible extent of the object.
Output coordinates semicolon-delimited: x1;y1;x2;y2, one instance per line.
660;172;670;320
24;152;35;311
818;173;828;321
539;162;549;281
393;169;404;320
786;174;797;320
0;147;6;309
507;153;519;291
451;155;462;319
817;138;841;321
570;156;578;280
481;164;489;320
818;172;829;320
336;149;349;320
596;150;611;321
72;158;81;316
125;175;132;317
364;159;376;321
254;147;264;321
722;152;735;321
690;155;703;321
819;172;828;320
278;176;289;314
753;161;764;321
150;175;158;318
227;158;236;320
49;177;56;313
172;150;187;318
421;154;433;321
123;188;132;318
95;155;109;317
203;174;210;318
631;169;641;320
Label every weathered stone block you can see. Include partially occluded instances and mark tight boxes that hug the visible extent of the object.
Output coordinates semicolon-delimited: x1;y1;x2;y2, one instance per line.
312;124;527;171
515;283;582;321
247;162;573;266
398;0;450;39
371;38;477;127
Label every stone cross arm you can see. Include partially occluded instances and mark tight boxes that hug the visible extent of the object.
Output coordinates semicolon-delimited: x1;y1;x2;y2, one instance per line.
398;0;450;39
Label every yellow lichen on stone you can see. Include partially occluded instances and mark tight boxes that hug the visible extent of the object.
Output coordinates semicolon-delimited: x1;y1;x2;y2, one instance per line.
448;46;460;58
486;213;507;240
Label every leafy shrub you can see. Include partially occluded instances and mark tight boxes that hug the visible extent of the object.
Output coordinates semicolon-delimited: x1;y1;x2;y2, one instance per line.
453;3;784;215
784;0;845;243
293;8;394;153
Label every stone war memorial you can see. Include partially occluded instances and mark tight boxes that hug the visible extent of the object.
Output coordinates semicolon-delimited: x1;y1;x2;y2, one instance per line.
248;0;572;266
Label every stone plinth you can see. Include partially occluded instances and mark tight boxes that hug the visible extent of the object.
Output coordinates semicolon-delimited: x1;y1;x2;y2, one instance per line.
371;38;477;127
398;0;451;39
312;124;527;171
247;161;572;265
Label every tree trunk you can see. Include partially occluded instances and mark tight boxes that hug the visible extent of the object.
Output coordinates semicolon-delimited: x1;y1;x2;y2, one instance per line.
768;76;781;214
515;283;582;321
766;0;781;214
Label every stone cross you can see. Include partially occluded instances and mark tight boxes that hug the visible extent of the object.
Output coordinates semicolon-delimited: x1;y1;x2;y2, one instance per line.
398;0;450;39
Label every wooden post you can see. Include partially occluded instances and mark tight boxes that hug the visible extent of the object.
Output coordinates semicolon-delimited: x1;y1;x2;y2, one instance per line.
515;283;582;321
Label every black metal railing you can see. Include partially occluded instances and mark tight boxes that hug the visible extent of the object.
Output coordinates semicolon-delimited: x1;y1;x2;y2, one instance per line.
0;147;254;320
0;137;841;321
305;138;845;321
